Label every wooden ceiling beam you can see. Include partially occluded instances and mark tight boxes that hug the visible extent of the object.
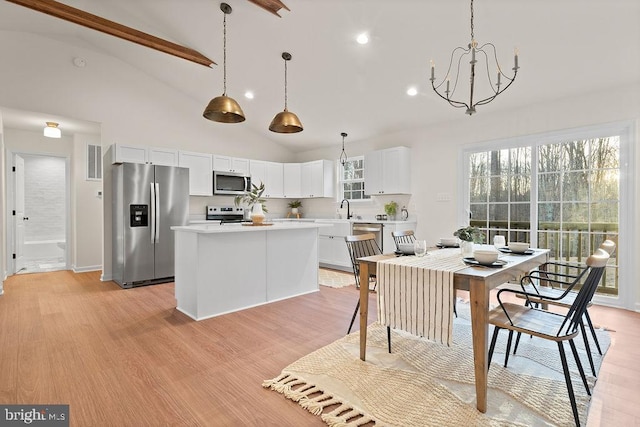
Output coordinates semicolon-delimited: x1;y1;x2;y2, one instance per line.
246;0;290;17
6;0;215;67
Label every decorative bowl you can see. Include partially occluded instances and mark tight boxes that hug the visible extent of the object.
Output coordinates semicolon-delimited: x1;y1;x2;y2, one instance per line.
440;237;459;247
473;249;499;265
508;242;530;253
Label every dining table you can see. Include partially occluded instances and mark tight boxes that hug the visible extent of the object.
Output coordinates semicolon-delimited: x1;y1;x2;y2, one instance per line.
357;247;550;413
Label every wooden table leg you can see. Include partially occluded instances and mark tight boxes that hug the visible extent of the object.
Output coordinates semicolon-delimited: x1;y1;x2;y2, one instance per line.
359;260;370;361
469;277;489;413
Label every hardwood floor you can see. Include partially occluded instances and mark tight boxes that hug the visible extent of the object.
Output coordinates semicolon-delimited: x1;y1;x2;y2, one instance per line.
0;271;638;426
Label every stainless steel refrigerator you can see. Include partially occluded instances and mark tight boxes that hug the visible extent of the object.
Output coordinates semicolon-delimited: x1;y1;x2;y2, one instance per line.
112;163;189;288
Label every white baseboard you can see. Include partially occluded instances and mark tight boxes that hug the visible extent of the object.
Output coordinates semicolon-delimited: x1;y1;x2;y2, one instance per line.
72;265;102;273
101;273;112;282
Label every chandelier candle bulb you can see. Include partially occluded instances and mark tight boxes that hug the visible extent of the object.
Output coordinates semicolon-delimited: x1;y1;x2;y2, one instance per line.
514;48;519;69
430;60;435;80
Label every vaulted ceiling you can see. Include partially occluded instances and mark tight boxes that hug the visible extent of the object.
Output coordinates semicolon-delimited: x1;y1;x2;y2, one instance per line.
1;0;639;151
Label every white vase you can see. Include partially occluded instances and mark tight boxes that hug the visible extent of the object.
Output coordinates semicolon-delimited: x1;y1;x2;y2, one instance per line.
460;240;474;257
291;207;299;214
251;203;265;224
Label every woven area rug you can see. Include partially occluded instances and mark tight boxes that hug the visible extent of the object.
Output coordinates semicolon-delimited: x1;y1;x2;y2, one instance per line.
319;268;355;289
264;302;610;426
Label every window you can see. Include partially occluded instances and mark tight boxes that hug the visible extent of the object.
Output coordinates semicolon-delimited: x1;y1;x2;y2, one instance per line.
338;156;370;201
86;143;102;181
464;127;628;300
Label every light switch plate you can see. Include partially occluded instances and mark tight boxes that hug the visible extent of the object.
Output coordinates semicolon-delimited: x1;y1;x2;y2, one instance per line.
436;192;451;202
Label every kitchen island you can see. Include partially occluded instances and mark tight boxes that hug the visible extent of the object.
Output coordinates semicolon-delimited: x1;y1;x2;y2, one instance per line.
170;222;328;321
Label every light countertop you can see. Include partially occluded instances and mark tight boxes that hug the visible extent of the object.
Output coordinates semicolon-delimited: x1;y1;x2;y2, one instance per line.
173;222;330;234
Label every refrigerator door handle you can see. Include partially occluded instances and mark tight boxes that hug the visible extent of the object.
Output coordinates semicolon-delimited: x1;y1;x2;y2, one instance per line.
150;182;156;244
154;182;160;243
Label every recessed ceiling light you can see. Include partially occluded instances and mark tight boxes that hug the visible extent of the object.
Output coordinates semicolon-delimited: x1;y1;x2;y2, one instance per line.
356;33;369;45
407;87;418;96
244;91;254;99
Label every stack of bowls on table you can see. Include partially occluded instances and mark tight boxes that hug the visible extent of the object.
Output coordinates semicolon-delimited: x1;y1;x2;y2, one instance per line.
472;248;499;265
508;242;530;253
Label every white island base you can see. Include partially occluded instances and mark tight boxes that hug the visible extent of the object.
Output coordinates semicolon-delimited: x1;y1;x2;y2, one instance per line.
172;223;323;321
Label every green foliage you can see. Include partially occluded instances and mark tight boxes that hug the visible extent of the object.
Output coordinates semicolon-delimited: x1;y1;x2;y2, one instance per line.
454;226;485;243
287;200;302;208
234;181;268;212
384;201;398;216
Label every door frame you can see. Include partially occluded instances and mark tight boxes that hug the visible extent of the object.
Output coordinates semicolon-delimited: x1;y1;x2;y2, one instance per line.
5;150;71;275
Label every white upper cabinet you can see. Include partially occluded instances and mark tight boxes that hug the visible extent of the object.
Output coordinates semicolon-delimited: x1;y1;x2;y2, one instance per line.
178;151;213;196
283;163;302;198
213;155;250;174
301;160;334;198
364;146;411;195
111;143;178;166
249;160;283;198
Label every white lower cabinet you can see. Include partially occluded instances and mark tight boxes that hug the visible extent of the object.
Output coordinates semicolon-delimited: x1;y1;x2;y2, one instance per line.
317;220;352;271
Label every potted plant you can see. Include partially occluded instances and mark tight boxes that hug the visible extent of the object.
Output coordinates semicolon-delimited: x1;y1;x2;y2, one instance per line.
384;201;398;220
454;226;485;256
287;200;302;215
234;182;268;224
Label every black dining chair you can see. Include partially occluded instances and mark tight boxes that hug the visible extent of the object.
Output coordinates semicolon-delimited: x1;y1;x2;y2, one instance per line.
507;240;616;375
488;248;610;427
344;233;392;353
391;230;415;251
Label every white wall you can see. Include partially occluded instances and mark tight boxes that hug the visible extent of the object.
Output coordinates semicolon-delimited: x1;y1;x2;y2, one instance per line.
72;133;102;271
0;111;4;294
295;84;640;310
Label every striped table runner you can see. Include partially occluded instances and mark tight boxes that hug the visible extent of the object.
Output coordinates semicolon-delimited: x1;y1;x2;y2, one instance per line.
377;248;467;346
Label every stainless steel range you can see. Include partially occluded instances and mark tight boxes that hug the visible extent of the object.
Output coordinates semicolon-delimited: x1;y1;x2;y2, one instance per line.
206;205;247;223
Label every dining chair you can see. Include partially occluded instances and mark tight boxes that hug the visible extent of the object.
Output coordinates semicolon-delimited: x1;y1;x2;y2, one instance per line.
508;240;616;374
391;230;415;251
344;233;392;353
488;248;610;427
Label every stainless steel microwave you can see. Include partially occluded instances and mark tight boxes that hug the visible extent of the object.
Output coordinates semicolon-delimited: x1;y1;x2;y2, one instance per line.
213;170;251;195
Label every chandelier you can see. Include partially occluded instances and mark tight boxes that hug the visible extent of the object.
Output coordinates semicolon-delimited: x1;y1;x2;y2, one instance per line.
430;0;519;115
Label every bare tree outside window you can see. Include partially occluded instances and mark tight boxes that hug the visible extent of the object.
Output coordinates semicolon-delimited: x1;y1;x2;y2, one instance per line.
468;136;619;296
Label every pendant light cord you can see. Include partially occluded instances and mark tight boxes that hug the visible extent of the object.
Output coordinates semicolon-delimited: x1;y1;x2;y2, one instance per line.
222;12;227;96
283;58;288;111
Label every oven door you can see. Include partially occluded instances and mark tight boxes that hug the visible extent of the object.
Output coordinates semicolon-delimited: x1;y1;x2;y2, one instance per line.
213;171;251;195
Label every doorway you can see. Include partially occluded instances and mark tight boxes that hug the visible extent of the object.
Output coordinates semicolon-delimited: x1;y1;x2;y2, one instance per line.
13;153;69;274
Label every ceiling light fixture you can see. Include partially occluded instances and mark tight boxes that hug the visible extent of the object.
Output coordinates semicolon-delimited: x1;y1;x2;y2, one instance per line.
269;52;303;133
44;122;61;138
203;3;245;123
244;91;254;99
429;0;519;115
356;33;369;45
407;87;418;97
339;132;348;167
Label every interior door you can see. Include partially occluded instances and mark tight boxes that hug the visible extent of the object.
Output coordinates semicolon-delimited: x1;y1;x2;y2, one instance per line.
14;154;26;272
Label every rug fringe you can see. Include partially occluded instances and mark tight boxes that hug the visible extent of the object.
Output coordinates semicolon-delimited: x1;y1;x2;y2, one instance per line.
263;373;375;424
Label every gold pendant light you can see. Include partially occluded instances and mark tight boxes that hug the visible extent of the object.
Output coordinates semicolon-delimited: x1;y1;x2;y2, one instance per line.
203;3;245;123
269;52;303;133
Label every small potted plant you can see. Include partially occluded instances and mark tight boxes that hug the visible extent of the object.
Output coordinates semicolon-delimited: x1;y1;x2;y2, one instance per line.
454;226;485;256
384;201;398;220
234;182;268;224
288;200;302;215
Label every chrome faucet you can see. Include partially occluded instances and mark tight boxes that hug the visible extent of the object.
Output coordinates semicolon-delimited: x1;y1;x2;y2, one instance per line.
340;199;352;219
